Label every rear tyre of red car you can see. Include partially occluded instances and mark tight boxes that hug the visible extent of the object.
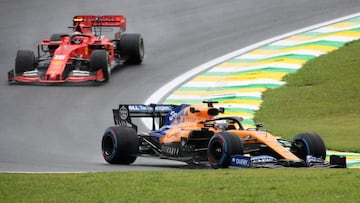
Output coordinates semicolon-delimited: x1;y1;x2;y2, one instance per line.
15;50;35;74
102;126;139;164
90;50;111;81
291;132;326;160
118;33;144;64
207;132;244;169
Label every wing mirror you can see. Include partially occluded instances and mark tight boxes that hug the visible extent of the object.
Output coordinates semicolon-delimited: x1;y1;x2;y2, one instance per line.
255;123;264;130
190;107;200;113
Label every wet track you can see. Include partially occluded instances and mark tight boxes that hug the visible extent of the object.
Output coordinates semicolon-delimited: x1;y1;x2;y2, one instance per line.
0;0;359;172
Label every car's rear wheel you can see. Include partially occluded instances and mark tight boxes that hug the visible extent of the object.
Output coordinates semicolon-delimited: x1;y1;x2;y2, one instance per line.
15;50;35;74
118;33;144;64
207;132;244;169
101;126;139;164
291;132;326;160
90;50;111;81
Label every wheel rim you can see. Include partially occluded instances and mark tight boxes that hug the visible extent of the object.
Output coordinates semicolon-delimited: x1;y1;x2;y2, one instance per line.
210;140;224;162
138;38;144;59
102;134;115;157
292;141;307;160
107;55;111;77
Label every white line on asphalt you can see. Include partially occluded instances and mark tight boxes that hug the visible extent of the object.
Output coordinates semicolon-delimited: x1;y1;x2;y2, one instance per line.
142;12;360;130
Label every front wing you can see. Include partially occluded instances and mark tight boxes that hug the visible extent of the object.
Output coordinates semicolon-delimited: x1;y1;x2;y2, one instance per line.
230;154;347;168
8;69;106;84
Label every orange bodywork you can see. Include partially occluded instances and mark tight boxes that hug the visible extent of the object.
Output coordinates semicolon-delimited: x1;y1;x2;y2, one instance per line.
158;103;301;162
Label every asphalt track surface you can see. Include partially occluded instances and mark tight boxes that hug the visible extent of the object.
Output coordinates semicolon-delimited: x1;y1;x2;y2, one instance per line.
1;1;359;173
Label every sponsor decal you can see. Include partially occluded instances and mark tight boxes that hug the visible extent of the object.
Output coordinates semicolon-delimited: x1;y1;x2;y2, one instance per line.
119;106;129;120
154;105;173;112
231;155;251;168
23;70;39;76
52;60;63;66
128;105;173;113
251;155;277;164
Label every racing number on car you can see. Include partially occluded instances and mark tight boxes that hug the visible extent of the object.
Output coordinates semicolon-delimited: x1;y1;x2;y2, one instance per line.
53;55;66;60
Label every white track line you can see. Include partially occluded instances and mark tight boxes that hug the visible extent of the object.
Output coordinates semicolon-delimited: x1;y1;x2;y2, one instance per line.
143;12;360;130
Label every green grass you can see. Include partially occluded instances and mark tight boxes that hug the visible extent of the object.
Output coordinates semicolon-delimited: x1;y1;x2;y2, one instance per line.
2;39;360;203
255;40;360;152
1;169;360;202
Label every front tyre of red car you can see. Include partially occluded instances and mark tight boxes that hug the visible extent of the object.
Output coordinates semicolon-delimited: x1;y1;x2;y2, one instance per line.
118;33;144;64
15;50;36;74
207;132;244;169
290;132;326;161
101;126;139;164
90;50;111;82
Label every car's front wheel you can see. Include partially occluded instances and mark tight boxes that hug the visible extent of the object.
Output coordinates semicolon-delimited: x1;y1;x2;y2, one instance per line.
207;132;244;169
15;50;35;74
290;132;326;161
90;50;111;82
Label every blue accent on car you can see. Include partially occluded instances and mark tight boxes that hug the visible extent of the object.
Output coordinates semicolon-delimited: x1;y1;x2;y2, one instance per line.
150;104;189;139
251;155;277;164
231;155;251;168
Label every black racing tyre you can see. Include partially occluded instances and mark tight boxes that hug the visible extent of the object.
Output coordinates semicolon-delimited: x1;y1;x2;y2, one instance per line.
50;33;62;41
101;126;139;164
118;33;144;64
89;50;111;81
48;33;62;52
291;132;326;160
207;132;244;169
15;50;35;74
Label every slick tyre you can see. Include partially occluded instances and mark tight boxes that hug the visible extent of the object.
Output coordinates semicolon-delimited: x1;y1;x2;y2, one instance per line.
48;33;62;52
15;50;35;74
118;33;144;64
50;33;62;41
291;132;326;160
90;50;111;81
102;126;139;164
207;132;244;169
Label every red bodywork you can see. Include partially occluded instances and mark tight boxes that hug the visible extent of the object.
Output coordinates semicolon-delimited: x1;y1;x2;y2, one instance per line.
8;15;127;84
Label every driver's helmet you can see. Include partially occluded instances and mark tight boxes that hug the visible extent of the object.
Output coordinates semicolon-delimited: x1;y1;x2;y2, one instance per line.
73;31;81;35
214;120;228;131
214;120;237;131
71;31;83;44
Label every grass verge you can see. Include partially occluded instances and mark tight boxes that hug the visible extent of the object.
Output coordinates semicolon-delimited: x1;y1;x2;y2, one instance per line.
255;40;360;152
1;169;360;202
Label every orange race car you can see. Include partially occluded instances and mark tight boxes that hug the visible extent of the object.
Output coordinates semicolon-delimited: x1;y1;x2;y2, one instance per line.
8;15;144;84
101;101;346;168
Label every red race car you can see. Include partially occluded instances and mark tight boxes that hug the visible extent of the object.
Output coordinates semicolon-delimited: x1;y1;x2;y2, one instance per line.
8;15;144;84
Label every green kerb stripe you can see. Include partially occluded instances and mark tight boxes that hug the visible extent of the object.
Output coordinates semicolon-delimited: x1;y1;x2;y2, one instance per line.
242;119;255;126
165;96;262;104
178;83;282;91
347;17;360;22
227;54;315;63
225;108;256;114
260;40;345;50
202;67;297;76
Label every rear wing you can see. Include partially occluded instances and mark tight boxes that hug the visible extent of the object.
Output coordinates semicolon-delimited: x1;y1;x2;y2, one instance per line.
73;15;126;31
113;104;179;131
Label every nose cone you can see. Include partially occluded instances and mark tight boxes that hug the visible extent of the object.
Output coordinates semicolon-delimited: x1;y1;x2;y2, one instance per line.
47;73;60;80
